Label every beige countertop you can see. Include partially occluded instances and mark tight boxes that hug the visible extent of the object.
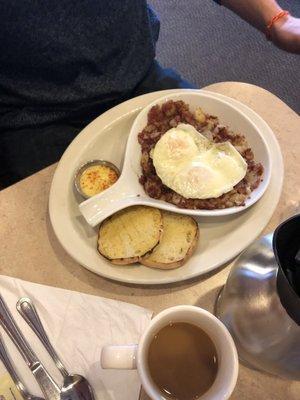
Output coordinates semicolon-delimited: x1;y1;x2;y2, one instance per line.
0;82;299;399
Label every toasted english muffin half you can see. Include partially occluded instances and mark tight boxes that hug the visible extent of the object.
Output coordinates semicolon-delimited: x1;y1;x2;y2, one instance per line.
98;206;163;265
141;211;199;269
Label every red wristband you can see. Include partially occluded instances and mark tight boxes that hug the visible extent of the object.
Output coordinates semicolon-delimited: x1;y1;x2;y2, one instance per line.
266;10;290;40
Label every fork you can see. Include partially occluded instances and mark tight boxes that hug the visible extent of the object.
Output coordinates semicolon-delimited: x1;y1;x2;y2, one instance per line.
0;334;44;400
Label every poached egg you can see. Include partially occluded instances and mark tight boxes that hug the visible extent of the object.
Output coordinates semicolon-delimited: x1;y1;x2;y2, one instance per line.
151;124;247;199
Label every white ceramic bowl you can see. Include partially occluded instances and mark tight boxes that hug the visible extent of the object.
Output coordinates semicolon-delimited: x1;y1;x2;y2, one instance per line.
79;91;271;226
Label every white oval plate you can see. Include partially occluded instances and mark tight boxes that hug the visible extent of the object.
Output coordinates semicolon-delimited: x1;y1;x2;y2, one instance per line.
79;91;271;226
49;89;283;285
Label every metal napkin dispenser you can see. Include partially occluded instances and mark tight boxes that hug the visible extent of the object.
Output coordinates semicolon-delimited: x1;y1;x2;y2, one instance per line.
216;214;300;380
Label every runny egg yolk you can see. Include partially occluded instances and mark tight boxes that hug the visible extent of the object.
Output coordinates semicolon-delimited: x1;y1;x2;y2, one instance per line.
151;123;247;199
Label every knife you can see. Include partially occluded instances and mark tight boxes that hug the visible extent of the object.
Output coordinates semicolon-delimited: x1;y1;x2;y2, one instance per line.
0;333;44;400
0;294;61;400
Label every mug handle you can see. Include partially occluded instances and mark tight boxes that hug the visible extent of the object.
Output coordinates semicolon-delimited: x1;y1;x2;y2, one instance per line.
101;344;138;369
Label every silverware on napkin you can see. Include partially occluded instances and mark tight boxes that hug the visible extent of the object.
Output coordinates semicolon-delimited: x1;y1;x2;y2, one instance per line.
0;295;60;400
0;334;44;400
17;298;95;400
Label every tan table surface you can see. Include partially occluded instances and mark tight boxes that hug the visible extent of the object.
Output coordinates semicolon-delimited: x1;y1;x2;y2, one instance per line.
0;82;300;399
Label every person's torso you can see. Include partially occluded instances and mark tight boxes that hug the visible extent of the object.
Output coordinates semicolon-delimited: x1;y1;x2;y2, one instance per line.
0;0;159;128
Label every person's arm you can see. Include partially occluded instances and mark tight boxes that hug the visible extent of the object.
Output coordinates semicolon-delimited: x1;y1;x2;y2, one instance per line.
219;0;300;54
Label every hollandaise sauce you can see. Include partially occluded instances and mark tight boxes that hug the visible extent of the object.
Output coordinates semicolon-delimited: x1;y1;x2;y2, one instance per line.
79;164;118;197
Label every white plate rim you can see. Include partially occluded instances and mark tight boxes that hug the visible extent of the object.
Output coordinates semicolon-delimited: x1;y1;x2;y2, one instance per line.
49;89;284;285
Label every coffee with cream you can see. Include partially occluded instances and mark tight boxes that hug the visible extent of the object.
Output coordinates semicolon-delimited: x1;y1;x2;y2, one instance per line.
147;322;218;400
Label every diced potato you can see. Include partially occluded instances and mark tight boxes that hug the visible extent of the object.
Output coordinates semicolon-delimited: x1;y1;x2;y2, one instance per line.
195;107;206;124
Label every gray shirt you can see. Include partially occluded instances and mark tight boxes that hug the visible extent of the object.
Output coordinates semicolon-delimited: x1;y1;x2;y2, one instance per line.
0;1;159;129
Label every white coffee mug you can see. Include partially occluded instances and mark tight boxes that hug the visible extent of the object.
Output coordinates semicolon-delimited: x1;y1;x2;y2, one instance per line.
101;305;238;400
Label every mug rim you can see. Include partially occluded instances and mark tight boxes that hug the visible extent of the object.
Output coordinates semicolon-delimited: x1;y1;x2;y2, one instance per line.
137;305;238;400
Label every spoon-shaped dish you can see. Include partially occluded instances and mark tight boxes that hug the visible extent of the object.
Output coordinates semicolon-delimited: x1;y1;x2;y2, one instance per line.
16;298;95;400
79;91;271;227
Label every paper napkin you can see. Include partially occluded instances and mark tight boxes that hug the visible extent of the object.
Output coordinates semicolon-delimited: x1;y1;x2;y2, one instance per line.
0;275;152;400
